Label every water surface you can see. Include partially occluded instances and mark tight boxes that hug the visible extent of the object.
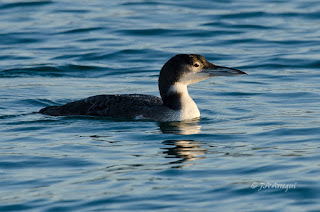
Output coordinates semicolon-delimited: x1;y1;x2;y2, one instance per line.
1;0;320;211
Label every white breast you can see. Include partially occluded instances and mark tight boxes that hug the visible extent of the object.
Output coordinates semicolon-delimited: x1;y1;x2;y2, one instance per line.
179;94;200;120
168;83;200;121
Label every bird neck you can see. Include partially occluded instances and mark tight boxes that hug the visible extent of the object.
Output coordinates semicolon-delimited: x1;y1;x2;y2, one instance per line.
160;82;200;119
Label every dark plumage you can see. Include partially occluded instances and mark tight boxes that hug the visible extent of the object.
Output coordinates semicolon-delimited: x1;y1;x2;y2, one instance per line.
40;94;168;119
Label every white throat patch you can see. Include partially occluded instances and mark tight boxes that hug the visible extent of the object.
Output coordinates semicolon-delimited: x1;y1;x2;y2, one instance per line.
167;83;200;120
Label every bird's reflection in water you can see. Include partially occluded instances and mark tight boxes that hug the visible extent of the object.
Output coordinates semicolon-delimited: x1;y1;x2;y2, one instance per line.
162;140;207;168
158;119;205;168
158;119;201;135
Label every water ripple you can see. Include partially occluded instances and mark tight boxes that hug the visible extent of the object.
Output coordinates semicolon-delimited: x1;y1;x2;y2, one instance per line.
1;0;320;211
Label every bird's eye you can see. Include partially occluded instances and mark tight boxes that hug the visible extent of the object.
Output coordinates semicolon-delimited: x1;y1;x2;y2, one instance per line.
194;62;200;67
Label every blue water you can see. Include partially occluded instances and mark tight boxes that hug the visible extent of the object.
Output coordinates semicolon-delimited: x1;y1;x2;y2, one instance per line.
1;0;320;211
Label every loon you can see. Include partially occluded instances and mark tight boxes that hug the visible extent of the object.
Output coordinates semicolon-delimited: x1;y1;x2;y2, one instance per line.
40;54;247;122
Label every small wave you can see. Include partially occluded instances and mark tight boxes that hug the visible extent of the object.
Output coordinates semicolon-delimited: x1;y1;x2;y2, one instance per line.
59;27;104;35
0;65;105;78
0;1;52;10
117;28;175;36
0;33;43;45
